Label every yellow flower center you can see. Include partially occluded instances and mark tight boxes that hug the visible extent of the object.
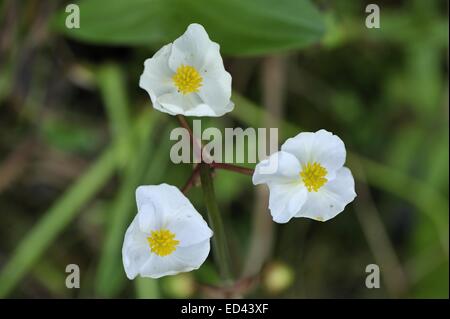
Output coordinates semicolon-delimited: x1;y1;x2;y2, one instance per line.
147;229;179;257
300;162;328;192
172;64;203;94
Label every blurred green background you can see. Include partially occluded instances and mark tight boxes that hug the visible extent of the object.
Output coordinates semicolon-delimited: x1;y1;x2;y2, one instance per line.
0;0;448;298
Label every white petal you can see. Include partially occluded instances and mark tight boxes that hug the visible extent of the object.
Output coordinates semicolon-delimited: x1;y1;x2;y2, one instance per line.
167;208;213;247
252;151;301;185
167;23;233;117
268;183;308;223
139;44;176;107
172;240;210;269
137;203;162;234
157;91;217;116
139;240;210;278
157;92;233;117
196;71;233;116
195;41;232;112
125;184;213;279
281;129;346;178
135;184;192;224
138;254;178;279
140;23;232;117
122;216;151;280
168;23;216;71
296;167;356;221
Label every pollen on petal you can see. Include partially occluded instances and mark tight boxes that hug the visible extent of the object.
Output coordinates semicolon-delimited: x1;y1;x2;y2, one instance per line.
172;64;203;94
147;229;180;257
300;162;328;192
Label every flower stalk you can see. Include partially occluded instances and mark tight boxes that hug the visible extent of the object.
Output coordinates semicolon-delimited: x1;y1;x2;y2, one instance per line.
210;162;254;176
177;115;203;162
176;116;249;283
199;162;233;283
182;164;201;194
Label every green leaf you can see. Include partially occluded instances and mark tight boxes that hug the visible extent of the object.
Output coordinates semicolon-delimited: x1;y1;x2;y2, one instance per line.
97;64;133;164
52;0;325;56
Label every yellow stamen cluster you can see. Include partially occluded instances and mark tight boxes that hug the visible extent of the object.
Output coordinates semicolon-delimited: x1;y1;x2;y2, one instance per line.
172;64;203;94
147;229;179;257
300;162;328;192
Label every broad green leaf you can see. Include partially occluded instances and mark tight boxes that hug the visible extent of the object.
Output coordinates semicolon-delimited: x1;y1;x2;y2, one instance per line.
52;0;325;56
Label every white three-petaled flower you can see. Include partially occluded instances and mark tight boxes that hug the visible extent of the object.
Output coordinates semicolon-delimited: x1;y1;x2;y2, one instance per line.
253;129;357;223
139;23;234;117
122;184;213;279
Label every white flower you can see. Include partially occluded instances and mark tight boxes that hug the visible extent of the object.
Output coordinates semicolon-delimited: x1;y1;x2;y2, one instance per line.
139;23;234;117
122;183;213;279
252;129;356;223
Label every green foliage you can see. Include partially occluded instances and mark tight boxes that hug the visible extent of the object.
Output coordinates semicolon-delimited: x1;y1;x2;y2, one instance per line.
0;146;117;297
52;0;325;56
42;117;101;153
97;64;133;163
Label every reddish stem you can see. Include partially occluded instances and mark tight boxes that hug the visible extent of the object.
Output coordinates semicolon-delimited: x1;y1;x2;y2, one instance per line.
177;115;204;162
177;116;254;192
182;164;201;194
210;162;254;176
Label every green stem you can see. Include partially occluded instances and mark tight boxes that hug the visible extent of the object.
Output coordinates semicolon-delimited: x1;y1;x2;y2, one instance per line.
199;163;233;283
